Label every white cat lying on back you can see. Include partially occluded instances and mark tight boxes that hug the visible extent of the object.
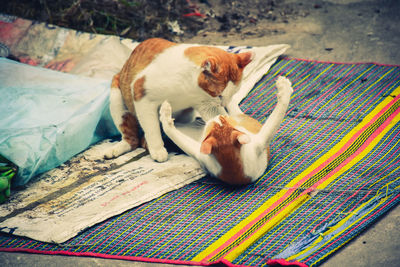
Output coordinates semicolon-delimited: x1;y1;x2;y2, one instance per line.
159;76;293;185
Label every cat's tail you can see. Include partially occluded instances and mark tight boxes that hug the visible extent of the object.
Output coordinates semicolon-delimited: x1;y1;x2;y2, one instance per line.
105;72;142;158
109;72;129;136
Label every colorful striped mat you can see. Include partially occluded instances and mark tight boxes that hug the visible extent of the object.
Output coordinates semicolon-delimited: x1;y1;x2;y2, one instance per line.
1;58;400;267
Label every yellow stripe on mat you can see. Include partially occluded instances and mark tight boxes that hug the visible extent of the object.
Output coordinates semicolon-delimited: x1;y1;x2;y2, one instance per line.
192;85;400;263
223;194;311;262
223;107;400;262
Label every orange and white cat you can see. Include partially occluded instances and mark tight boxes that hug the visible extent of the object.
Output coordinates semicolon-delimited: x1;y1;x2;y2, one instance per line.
159;76;293;185
104;38;253;162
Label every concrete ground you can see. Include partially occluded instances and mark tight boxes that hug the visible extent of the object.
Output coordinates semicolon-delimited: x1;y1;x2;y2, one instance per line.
1;0;399;266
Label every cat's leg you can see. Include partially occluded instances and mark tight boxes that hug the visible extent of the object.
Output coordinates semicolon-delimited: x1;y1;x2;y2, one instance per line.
159;101;202;158
255;76;293;147
160;101;221;176
134;99;168;162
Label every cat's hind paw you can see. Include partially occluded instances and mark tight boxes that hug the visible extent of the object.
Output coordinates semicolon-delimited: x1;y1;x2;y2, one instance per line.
104;140;131;159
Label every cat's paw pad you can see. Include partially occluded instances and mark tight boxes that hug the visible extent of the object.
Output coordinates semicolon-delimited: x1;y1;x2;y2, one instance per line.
150;147;169;162
104;141;131;159
276;76;293;97
160;101;174;126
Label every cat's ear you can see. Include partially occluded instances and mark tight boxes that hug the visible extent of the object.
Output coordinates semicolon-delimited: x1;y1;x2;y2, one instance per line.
202;57;218;74
237;51;254;69
200;136;217;154
232;130;250;145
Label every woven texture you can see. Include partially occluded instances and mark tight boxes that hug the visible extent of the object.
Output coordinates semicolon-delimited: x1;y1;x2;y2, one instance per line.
1;58;400;267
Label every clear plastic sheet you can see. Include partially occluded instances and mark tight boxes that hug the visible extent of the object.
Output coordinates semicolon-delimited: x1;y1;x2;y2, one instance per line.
0;58;118;186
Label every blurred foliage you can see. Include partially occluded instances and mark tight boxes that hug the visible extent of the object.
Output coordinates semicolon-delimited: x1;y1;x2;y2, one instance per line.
0;0;199;40
1;0;289;41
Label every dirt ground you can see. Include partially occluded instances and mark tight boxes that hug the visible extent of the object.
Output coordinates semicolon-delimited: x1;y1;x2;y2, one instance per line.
1;0;400;266
182;0;400;65
2;0;399;64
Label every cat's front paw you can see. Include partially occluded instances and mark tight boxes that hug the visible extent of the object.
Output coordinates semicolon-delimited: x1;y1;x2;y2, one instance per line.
276;76;293;98
149;146;169;162
159;101;174;127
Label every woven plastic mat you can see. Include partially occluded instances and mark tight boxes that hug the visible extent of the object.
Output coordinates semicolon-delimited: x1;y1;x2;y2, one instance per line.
1;58;400;267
